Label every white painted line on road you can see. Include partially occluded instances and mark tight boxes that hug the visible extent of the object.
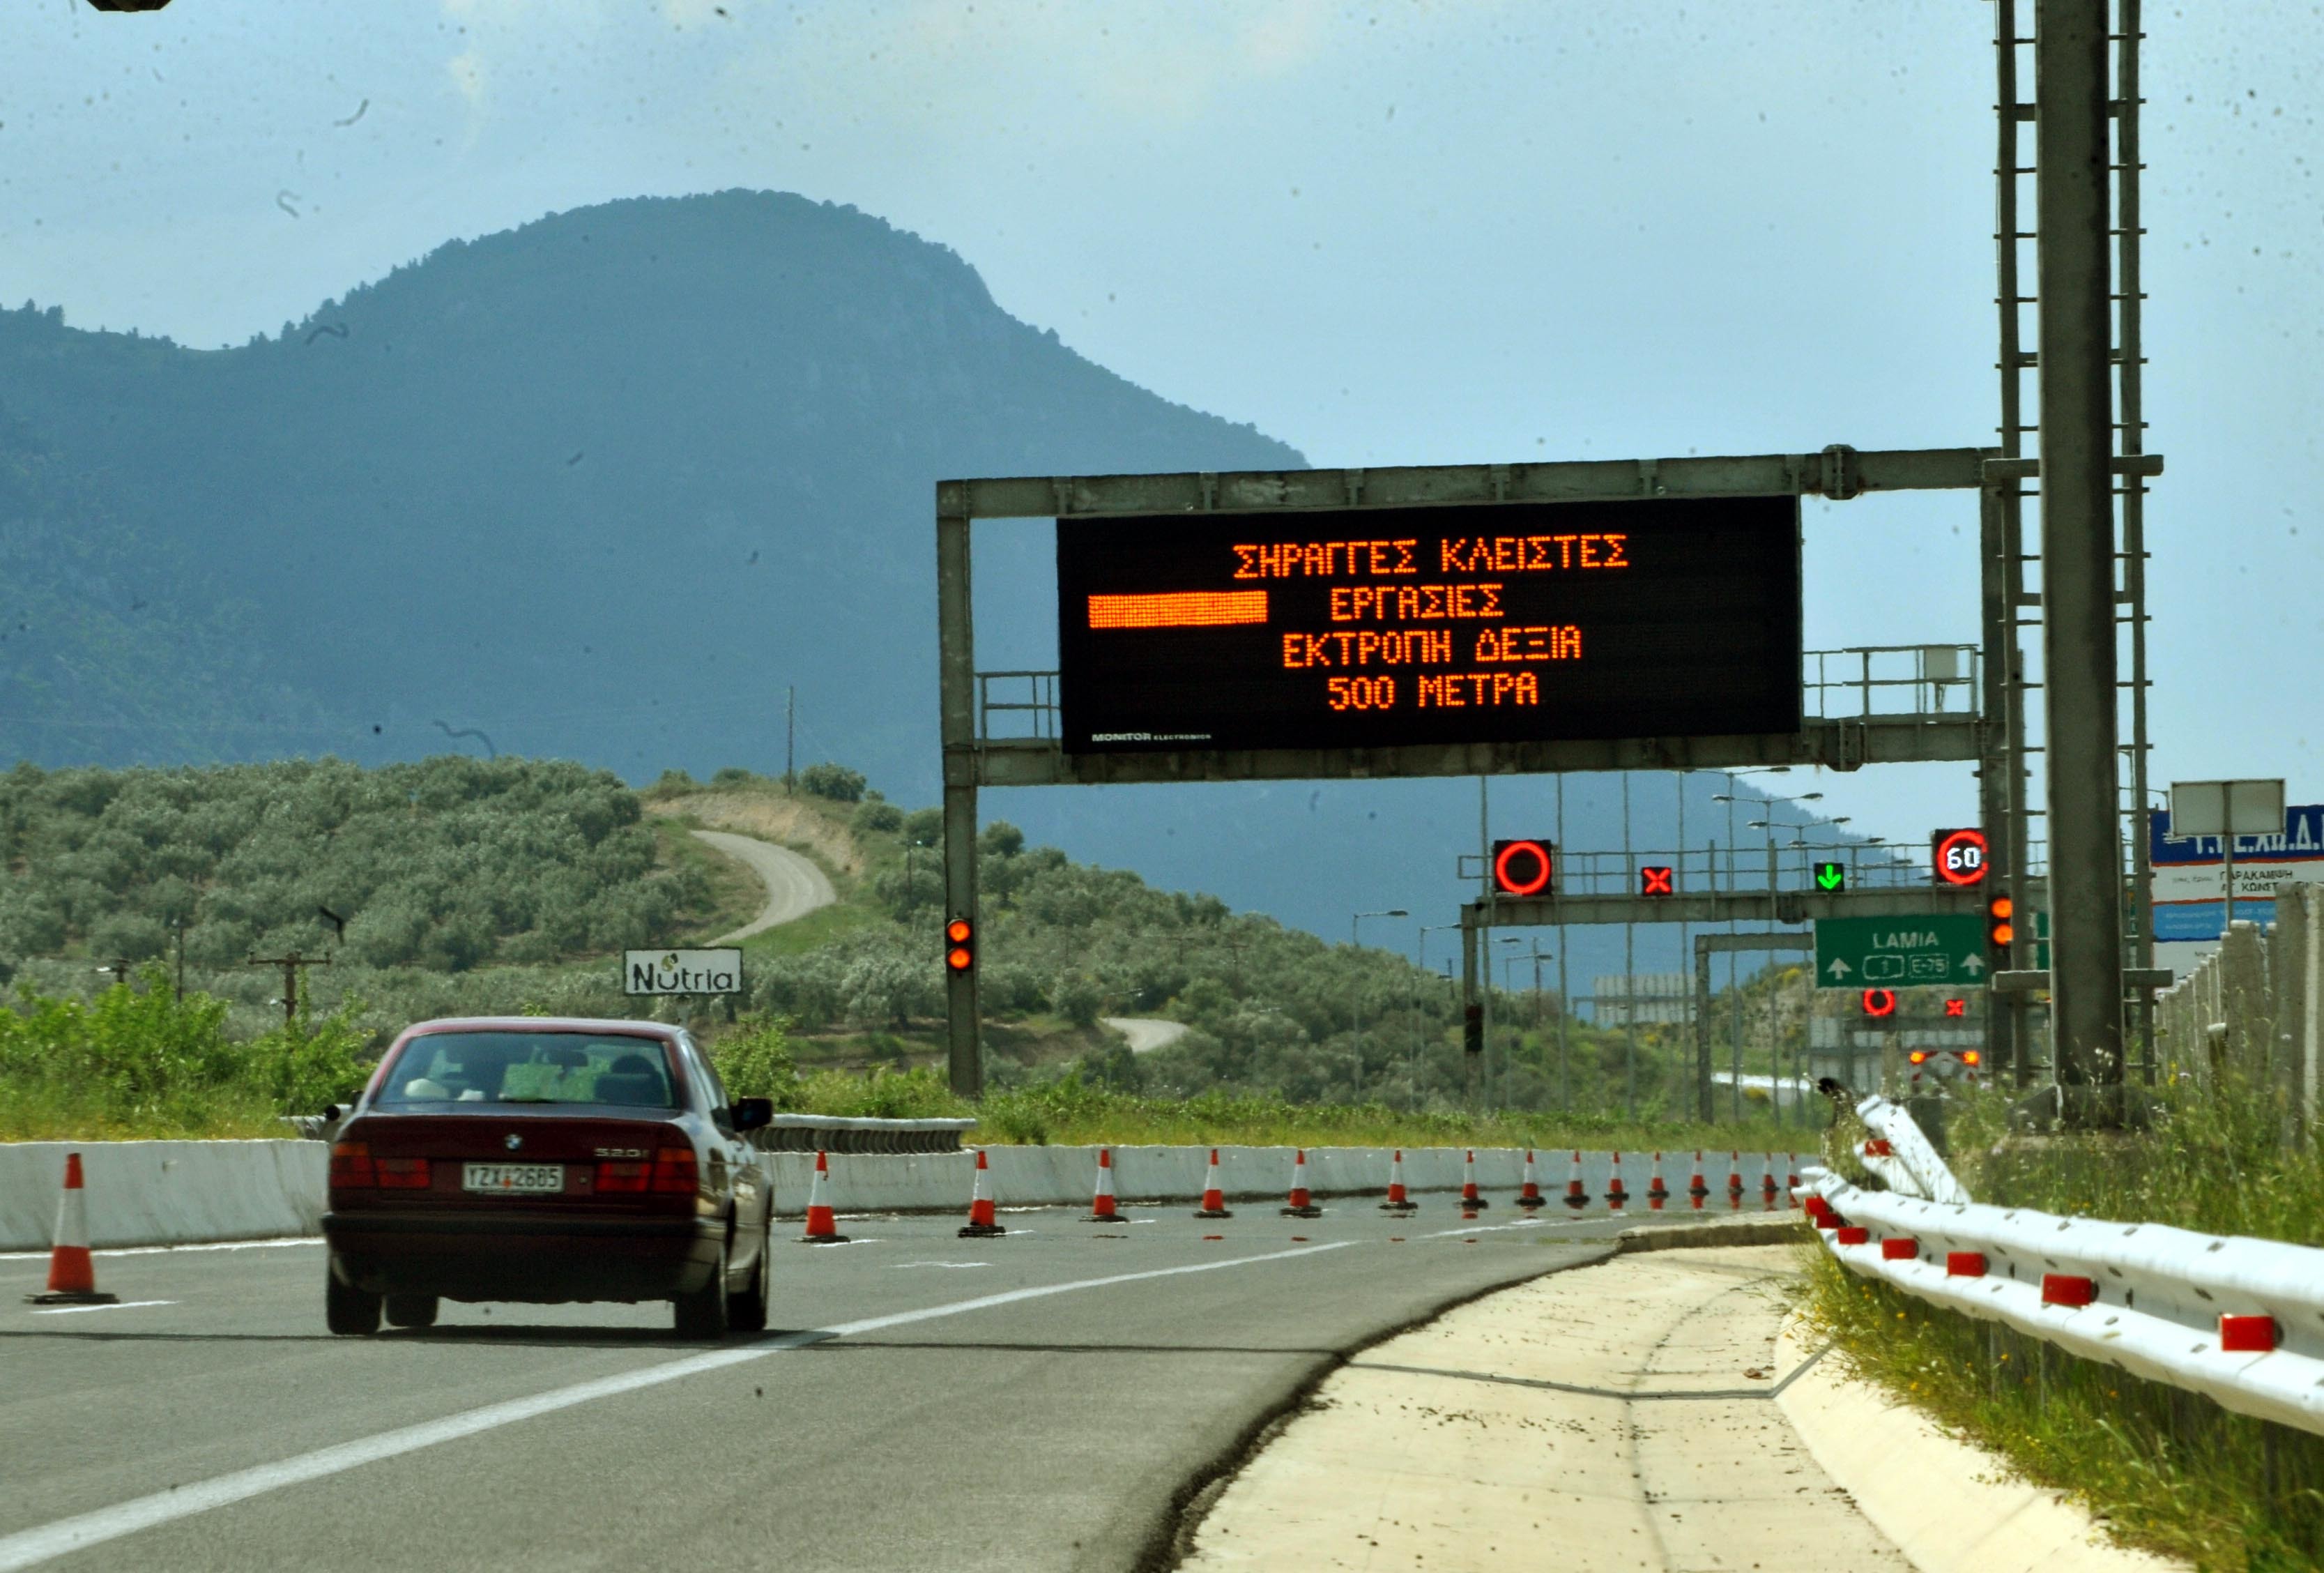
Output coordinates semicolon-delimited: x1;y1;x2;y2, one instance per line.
0;1240;1352;1571
1418;1217;1546;1240
887;1261;991;1270
0;1238;319;1262
26;1300;177;1316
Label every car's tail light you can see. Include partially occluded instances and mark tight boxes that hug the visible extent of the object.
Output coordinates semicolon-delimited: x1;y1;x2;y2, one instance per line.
329;1142;376;1187
375;1157;431;1189
650;1147;699;1194
596;1160;652;1193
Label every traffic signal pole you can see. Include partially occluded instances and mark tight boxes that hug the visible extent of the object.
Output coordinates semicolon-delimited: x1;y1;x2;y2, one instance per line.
2034;0;2127;1126
936;493;982;1097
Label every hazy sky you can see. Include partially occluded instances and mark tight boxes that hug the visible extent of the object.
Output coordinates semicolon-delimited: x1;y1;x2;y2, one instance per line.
4;0;2321;852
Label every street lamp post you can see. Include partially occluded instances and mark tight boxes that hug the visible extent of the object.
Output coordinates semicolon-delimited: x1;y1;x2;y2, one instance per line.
1351;909;1409;1103
1417;922;1461;1102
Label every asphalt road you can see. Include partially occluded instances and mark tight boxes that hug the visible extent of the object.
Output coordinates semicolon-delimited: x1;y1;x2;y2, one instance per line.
0;1203;1678;1572
694;829;836;943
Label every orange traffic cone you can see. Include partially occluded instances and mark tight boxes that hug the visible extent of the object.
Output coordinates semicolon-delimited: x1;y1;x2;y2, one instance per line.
1561;1149;1588;1210
1084;1147;1124;1222
1379;1148;1418;1213
1646;1151;1669;1211
1603;1150;1628;1212
1515;1149;1546;1210
958;1148;1005;1238
1686;1150;1709;1210
26;1152;116;1306
1785;1154;1803;1209
1760;1153;1780;1212
1281;1148;1322;1219
1194;1148;1234;1219
1459;1148;1490;1210
797;1150;850;1244
1725;1150;1746;1211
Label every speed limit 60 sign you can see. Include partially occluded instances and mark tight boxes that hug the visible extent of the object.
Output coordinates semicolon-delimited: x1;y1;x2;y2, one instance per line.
1932;827;1989;888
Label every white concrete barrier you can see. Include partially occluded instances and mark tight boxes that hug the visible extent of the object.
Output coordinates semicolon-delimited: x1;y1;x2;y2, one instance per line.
0;1140;1811;1247
0;1141;327;1252
772;1146;1812;1217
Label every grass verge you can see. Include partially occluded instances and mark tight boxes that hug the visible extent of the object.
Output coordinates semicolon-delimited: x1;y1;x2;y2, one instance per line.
1803;1249;2324;1570
1804;1065;2324;1570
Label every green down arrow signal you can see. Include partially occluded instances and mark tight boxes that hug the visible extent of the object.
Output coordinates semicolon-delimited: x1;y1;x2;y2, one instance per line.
1814;862;1846;892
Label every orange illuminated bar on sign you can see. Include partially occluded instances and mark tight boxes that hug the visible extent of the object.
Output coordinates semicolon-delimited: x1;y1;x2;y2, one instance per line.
1087;591;1270;630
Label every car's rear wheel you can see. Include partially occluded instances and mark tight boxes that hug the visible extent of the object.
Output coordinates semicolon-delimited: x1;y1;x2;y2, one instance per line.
385;1293;440;1330
727;1220;771;1333
326;1259;381;1336
673;1242;730;1339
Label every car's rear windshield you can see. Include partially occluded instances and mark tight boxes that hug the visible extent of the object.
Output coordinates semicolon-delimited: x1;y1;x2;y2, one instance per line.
374;1032;680;1109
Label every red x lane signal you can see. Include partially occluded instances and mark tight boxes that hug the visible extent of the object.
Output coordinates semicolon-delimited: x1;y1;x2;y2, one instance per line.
1943;998;1967;1018
1639;865;1674;897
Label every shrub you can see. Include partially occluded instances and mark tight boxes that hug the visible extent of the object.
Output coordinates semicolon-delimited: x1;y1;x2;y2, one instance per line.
796;762;866;803
710;767;756;788
710;1015;800;1105
850;800;904;837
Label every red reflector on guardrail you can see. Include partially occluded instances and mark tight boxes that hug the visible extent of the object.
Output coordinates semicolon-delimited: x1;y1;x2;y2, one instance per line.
2220;1314;2279;1353
1835;1226;1871;1246
1863;1139;1894;1157
1803;1196;1831;1226
2041;1274;2097;1307
1880;1238;1918;1261
1945;1252;1988;1277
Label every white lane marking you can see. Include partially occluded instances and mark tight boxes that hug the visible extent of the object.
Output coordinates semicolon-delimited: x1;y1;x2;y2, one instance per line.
1418;1217;1547;1239
0;1240;1352;1571
27;1300;176;1316
0;1238;320;1263
887;1261;990;1270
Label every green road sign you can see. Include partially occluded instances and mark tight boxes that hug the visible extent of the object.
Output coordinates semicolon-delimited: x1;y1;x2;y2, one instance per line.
1812;860;1846;892
1813;914;1989;990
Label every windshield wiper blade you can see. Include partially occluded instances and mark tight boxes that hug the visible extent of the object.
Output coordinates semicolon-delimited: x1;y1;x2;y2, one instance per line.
494;1097;564;1104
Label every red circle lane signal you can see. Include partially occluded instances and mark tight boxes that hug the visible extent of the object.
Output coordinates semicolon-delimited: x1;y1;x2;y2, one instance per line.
1932;828;1990;888
1861;987;1898;1019
1491;839;1554;897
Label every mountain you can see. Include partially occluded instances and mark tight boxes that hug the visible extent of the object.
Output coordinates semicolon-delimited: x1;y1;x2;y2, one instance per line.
0;190;1300;785
0;189;1845;966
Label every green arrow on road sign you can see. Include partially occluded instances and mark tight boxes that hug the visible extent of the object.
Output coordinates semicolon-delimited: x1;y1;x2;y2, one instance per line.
1812;914;1989;991
1814;861;1846;892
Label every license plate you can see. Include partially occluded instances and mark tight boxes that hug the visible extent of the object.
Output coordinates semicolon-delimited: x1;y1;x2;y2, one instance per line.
462;1162;563;1194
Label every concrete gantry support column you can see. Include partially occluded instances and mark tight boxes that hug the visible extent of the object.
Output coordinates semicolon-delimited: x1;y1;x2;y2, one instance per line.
2035;0;2125;1124
936;489;982;1098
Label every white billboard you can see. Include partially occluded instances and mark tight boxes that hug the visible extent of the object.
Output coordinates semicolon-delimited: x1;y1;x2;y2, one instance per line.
622;948;745;996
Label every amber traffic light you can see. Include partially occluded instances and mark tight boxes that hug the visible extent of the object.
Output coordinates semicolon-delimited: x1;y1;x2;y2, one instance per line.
945;917;974;972
1987;895;2015;950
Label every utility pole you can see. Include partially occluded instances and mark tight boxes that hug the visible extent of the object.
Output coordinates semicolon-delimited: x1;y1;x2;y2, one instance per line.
785;686;796;796
2035;0;2126;1126
248;950;331;1030
95;957;132;989
170;918;185;1003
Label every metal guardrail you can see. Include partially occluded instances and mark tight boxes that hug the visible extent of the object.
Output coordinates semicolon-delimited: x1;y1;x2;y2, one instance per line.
747;1116;979;1155
1804;1166;2324;1436
285;1113;980;1155
977;644;1985;749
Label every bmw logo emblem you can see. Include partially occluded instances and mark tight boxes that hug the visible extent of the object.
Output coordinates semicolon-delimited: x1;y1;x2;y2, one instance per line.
504;1133;523;1151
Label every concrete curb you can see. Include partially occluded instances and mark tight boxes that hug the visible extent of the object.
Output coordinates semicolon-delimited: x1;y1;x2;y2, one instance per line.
1616;1215;1811;1252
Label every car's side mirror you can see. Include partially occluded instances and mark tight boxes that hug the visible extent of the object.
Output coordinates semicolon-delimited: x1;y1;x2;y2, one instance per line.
731;1097;774;1133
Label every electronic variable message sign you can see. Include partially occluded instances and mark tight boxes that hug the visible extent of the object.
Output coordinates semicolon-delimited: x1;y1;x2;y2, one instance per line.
1055;497;1801;754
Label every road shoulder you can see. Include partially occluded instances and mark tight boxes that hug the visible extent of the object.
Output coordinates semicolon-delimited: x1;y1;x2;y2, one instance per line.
1773;1315;2189;1573
1176;1240;2185;1572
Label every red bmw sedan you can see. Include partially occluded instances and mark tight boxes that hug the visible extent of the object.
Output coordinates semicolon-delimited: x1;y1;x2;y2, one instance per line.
323;1017;776;1339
